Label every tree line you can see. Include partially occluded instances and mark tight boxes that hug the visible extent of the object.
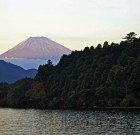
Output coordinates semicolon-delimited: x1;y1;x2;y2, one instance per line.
0;32;139;109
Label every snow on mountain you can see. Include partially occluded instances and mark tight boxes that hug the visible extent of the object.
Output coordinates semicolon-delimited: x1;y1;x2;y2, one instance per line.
0;37;71;69
0;37;71;59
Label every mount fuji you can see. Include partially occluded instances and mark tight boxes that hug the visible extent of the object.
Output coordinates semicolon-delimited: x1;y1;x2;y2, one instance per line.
0;37;71;69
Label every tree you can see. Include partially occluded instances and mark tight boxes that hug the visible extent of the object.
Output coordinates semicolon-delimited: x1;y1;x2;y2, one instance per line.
35;60;54;82
84;47;90;53
103;41;109;48
1;32;140;109
47;59;53;66
90;46;94;51
0;83;9;106
6;78;33;107
96;44;102;49
122;32;137;43
25;82;47;108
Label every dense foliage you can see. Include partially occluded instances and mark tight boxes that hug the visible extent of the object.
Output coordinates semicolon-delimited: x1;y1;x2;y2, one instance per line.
0;33;140;109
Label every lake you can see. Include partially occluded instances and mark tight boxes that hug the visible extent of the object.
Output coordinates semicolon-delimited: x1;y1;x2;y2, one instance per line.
0;109;139;135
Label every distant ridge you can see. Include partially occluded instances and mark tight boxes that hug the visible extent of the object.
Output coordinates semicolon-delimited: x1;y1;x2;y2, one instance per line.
0;60;37;83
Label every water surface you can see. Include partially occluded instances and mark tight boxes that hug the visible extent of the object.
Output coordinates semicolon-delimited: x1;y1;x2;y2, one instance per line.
0;109;139;135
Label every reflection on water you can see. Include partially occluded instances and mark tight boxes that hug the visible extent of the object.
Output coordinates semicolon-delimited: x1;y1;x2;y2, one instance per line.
0;109;139;135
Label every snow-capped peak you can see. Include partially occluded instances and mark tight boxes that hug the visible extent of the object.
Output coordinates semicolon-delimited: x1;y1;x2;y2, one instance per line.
0;37;71;59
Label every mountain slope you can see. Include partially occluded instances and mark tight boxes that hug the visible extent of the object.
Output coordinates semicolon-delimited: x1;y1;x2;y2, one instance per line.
0;37;71;69
0;37;71;59
0;60;37;83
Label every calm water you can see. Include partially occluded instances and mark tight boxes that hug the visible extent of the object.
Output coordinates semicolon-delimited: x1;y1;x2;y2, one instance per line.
0;109;139;135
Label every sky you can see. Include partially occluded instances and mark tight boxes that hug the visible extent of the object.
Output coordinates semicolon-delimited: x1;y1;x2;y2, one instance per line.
0;0;140;54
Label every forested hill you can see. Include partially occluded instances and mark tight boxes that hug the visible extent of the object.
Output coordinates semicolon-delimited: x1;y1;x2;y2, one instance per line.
0;60;37;83
0;32;140;109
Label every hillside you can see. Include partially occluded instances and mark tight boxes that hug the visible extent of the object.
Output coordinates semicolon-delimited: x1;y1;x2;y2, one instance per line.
0;33;139;108
0;60;37;83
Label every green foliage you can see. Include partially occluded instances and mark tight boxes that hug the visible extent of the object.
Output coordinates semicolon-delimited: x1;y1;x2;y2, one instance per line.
35;60;54;83
25;82;47;108
6;78;33;107
0;33;140;109
0;83;9;106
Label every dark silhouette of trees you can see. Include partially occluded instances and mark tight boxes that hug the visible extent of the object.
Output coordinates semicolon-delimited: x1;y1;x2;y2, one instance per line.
103;41;109;48
0;33;139;109
0;83;9;106
35;60;54;83
122;32;137;43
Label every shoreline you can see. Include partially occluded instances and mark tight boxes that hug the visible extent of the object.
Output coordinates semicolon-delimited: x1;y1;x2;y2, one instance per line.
0;106;140;111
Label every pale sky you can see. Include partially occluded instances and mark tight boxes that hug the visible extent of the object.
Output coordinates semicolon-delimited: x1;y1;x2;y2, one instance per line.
0;0;140;54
